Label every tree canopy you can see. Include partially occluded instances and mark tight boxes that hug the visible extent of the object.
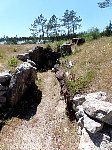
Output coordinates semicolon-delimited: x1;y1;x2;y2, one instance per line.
30;10;82;38
98;0;112;8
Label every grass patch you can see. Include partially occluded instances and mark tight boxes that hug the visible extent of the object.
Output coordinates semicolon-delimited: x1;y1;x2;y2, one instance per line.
66;70;96;95
73;48;82;55
0;52;3;58
13;48;17;52
8;56;18;67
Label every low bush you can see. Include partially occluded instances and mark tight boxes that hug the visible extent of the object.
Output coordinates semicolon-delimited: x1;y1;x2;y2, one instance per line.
66;70;95;95
8;56;18;67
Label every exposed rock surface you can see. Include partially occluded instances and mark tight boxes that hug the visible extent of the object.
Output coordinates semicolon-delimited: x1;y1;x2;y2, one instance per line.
83;99;112;125
83;114;103;133
7;62;37;106
72;37;85;45
17;46;59;70
79;128;112;150
75;105;103;134
17;53;29;61
85;91;107;102
72;92;112;150
72;95;86;110
0;71;12;108
59;43;72;56
0;71;12;83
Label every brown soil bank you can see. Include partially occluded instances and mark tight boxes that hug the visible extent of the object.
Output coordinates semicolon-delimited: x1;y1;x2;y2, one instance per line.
0;71;79;150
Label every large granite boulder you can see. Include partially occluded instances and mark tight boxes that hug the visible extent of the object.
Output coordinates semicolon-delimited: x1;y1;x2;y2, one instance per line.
85;91;107;102
78;128;112;150
72;92;112;150
7;62;37;106
83;99;112;125
76;105;103;133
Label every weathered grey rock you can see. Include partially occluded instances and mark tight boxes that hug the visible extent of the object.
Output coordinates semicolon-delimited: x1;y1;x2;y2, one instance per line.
17;53;29;61
60;43;72;56
72;95;85;111
75;105;103;133
84;114;103;133
0;96;6;103
75;105;85;119
83;99;112;125
55;69;65;80
78;128;112;150
0;71;12;83
72;37;85;45
27;59;36;67
28;49;33;53
7;62;37;106
85;91;107;102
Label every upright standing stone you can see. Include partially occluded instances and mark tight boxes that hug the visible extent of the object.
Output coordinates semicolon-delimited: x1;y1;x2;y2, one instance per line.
7;62;37;106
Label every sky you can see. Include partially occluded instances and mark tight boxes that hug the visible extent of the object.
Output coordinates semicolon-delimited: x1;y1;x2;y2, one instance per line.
0;0;112;37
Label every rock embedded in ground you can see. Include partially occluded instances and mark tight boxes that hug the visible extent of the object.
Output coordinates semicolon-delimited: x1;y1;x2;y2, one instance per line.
7;62;37;106
0;71;12;83
26;59;36;67
72;95;86;111
85;91;107;102
55;69;65;80
83;99;112;125
75;105;103;133
83;114;104;133
17;53;29;61
60;43;72;56
75;105;85;119
78;128;112;150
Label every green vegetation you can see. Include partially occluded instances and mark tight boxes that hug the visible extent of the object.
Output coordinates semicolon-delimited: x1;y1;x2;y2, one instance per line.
78;27;101;41
30;10;82;38
98;0;112;8
66;70;95;95
0;52;3;58
8;56;18;67
13;48;17;52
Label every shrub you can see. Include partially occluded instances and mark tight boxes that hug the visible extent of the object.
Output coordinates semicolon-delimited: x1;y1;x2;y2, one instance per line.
46;44;51;49
13;48;17;52
78;27;101;41
66;70;95;95
8;56;18;67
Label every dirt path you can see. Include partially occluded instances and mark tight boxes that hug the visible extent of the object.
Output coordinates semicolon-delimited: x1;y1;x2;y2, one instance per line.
0;71;79;150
